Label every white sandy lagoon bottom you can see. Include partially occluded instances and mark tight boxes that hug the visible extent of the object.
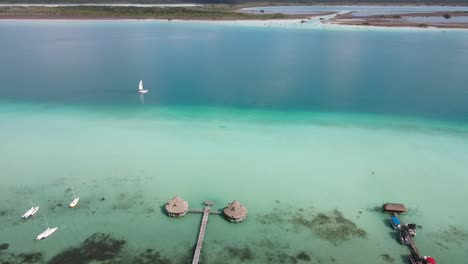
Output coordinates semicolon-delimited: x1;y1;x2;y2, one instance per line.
0;102;467;264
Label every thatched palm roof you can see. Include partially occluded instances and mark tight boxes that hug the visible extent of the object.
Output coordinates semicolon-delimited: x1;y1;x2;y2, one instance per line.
224;200;247;219
165;195;189;214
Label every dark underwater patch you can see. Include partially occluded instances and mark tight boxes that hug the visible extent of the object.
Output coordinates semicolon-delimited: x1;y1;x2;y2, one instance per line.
380;253;395;262
429;225;468;247
291;209;366;244
0;243;8;251
132;248;172;264
0;251;42;264
48;232;126;264
266;251;297;264
296;251;311;261
111;192;144;211
256;208;287;225
224;245;254;261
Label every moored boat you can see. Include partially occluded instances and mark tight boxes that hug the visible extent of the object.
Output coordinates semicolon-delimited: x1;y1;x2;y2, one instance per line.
405;223;417;236
423;256;437;264
35;227;58;240
21;206;39;219
35;216;58;240
398;229;410;245
410;255;437;264
389;216;402;230
69;186;79;208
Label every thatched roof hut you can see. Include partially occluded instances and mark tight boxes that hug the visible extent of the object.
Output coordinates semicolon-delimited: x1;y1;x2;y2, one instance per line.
165;195;189;217
383;203;407;214
223;200;247;223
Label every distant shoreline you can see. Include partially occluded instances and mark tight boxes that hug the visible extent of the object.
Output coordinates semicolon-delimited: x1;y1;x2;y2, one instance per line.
1;2;468;6
0;5;467;29
2;18;468;32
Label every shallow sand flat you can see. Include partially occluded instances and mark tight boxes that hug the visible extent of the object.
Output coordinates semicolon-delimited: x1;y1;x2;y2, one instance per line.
2;17;467;31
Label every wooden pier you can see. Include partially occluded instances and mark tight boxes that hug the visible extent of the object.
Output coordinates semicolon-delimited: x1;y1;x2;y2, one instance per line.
392;212;421;257
164;197;247;264
188;209;222;214
191;201;214;264
408;236;421;257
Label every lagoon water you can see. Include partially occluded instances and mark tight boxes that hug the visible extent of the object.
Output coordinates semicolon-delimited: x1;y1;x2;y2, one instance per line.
242;5;468;15
1;21;468;264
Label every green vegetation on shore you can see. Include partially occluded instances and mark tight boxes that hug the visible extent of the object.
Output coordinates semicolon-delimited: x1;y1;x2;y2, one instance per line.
0;6;296;19
1;0;468;4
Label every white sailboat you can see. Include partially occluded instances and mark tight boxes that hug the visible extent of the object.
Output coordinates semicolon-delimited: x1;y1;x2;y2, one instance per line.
138;80;148;94
35;216;58;240
69;186;79;208
22;201;39;219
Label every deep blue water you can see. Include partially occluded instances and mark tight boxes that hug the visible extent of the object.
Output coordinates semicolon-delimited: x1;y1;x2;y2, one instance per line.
0;21;468;122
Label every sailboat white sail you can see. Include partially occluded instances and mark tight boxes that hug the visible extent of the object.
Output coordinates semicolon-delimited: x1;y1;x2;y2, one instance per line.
35;216;58;240
69;186;80;208
138;80;148;94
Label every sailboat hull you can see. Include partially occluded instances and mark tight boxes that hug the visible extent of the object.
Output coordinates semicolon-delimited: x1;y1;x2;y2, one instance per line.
69;197;80;208
138;90;148;94
35;227;58;240
22;206;39;219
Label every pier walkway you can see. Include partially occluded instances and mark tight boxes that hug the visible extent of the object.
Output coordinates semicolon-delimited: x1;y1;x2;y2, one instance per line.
192;202;213;264
408;235;421;257
188;209;221;214
392;213;421;257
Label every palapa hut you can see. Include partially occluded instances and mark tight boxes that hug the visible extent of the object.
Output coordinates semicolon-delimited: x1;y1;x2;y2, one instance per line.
165;195;189;217
223;200;247;223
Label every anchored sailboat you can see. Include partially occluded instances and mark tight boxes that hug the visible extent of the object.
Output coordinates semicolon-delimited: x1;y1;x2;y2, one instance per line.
35;216;58;240
69;186;79;208
22;201;39;219
138;80;148;94
22;206;39;219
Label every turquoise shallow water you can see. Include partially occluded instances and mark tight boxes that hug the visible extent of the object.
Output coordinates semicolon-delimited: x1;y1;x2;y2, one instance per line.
0;21;468;264
1;103;468;263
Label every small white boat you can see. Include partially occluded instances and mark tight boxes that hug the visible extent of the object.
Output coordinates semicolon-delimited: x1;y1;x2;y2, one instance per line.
138;80;148;94
35;227;59;240
35;216;58;240
69;186;79;208
22;206;39;219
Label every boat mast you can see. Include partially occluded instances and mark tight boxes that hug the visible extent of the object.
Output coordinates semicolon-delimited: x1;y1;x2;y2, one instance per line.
44;215;49;229
72;186;76;199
